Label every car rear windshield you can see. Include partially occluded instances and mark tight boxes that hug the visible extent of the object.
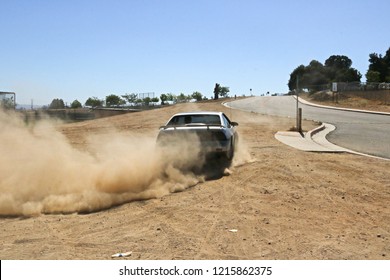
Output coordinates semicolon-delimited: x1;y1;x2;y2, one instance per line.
167;114;221;126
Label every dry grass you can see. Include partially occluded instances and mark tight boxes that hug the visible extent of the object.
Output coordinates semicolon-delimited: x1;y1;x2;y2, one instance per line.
301;91;390;112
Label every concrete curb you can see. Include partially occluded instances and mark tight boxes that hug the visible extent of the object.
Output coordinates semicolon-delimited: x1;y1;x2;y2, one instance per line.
305;122;390;161
305;123;326;140
297;97;390;160
275;124;346;153
308;123;349;152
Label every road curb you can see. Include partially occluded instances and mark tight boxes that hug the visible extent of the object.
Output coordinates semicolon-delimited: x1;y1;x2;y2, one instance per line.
305;123;326;140
306;123;390;161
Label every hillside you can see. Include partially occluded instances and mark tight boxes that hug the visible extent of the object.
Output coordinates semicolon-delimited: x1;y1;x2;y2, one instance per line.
300;91;390;113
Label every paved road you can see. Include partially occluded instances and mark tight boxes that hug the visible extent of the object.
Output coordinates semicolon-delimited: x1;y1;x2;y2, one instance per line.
226;96;390;159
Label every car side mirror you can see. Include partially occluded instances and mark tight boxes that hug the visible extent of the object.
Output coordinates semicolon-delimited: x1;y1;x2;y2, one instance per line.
231;121;238;127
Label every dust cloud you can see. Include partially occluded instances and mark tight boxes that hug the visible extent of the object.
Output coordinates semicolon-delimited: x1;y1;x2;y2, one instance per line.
0;110;205;216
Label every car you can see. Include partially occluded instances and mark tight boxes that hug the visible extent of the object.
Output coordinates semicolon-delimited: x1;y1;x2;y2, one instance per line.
157;111;239;160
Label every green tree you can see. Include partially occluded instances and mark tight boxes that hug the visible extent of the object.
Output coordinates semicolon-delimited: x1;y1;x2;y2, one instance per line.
325;55;361;82
160;94;168;105
339;68;362;82
192;91;203;101
177;93;187;103
143;97;151;106
366;70;381;83
304;60;328;91
166;93;176;102
366;47;390;82
288;55;361;92
122;93;138;105
213;83;230;99
71;99;82;109
288;65;305;92
220;87;230;97
49;98;65;109
106;94;125;107
213;83;220;100
384;48;390;81
325;55;352;69
151;97;159;104
85;97;104;107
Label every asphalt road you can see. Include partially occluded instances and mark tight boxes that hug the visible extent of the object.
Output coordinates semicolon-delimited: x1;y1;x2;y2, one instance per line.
226;96;390;159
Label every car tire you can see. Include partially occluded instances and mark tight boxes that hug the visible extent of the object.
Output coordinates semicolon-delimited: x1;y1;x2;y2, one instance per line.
226;138;235;161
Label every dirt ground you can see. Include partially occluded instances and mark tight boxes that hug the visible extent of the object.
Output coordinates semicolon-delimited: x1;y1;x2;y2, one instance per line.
1;99;389;260
301;91;390;113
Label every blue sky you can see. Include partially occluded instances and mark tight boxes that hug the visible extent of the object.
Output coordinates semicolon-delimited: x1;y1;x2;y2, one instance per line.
1;0;389;106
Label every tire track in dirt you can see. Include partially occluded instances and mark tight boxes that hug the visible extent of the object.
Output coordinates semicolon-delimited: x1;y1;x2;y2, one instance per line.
195;168;257;259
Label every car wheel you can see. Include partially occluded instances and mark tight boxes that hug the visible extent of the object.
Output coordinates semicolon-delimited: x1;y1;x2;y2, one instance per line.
226;139;234;161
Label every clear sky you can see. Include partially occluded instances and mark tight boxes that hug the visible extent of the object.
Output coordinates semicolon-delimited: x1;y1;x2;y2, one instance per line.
1;0;389;106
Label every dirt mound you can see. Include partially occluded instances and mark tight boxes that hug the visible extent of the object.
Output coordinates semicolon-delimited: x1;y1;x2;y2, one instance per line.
309;91;334;101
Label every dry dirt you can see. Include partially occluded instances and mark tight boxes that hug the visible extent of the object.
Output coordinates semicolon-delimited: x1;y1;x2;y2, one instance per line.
1;99;389;260
301;91;390;113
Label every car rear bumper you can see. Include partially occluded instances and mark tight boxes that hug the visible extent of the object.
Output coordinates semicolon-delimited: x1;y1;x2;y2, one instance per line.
199;140;230;154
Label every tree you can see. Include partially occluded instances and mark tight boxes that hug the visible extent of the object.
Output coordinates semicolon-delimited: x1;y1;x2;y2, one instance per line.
122;93;138;105
192;91;203;101
105;94;125;107
340;68;362;82
166;93;177;103
160;94;168;105
325;55;352;70
365;70;381;83
300;60;329;91
324;55;361;82
151;97;159;104
385;48;390;82
143;97;151;106
176;93;187;103
85;97;104;107
219;87;230;97
49;98;65;109
214;83;220;100
71;100;82;109
288;55;361;92
213;83;230;99
366;47;390;82
288;65;305;92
